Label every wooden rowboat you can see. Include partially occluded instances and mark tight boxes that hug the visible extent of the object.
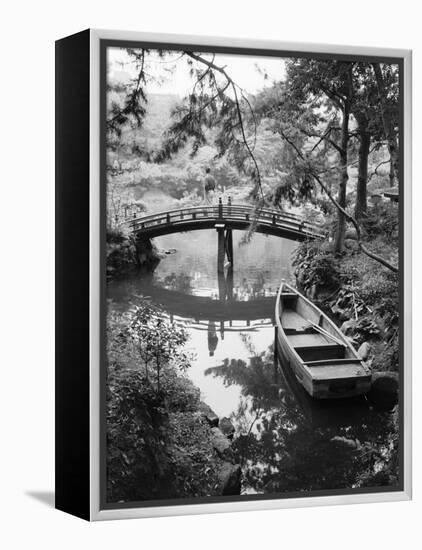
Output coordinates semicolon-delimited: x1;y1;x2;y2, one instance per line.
275;282;371;399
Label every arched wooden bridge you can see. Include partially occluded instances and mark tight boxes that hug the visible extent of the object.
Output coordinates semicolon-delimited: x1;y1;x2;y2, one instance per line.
123;202;324;242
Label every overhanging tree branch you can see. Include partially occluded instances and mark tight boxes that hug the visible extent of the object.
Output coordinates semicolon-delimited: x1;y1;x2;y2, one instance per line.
184;51;264;199
279;129;398;273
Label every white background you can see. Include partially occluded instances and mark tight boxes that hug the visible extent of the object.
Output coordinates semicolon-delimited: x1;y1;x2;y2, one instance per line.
0;1;419;548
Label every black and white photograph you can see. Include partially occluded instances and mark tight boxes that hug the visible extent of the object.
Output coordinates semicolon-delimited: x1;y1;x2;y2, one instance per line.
2;0;420;542
103;41;403;507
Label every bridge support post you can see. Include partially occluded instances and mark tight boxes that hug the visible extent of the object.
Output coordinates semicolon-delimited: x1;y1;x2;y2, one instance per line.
226;264;233;300
216;223;234;298
225;228;233;265
216;226;225;275
216;226;234;273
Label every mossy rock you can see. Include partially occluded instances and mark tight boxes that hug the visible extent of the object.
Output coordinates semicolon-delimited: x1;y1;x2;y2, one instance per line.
368;371;399;411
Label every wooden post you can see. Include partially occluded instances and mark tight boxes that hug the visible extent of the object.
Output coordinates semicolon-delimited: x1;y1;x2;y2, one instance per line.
218;197;223;219
226;264;234;300
225;228;233;265
217;226;225;275
217;271;226;300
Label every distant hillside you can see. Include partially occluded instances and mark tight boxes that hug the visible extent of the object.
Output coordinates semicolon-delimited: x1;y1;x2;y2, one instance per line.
119;93;180;153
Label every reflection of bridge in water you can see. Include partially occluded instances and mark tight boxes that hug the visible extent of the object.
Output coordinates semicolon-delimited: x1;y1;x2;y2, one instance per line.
141;284;276;324
141;284;276;358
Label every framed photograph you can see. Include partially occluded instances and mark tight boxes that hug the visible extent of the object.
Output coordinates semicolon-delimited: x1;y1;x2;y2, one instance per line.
55;29;412;521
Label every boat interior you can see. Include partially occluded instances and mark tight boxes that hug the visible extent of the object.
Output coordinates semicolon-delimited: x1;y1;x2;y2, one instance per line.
279;290;363;373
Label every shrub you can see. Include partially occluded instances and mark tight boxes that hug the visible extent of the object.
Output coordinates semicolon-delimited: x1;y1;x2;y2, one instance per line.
293;241;340;293
106;303;221;503
361;203;399;241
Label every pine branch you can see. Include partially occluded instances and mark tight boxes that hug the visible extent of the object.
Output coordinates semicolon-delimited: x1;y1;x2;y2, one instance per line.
184;51;264;199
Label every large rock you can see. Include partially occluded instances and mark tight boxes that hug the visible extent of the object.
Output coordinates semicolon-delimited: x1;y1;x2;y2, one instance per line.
211;427;232;459
344;238;359;251
199;402;219;427
331;305;350;322
309;284;318;300
106;233;139;279
134;236;161;268
219;417;235;439
345;228;358;240
368;371;399;411
218;462;241;496
358;341;371;360
340;319;356;336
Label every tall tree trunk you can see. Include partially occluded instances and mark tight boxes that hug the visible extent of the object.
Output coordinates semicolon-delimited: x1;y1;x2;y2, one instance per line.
389;158;395;187
388;142;399;187
355;126;370;219
372;63;399;186
334;103;350;253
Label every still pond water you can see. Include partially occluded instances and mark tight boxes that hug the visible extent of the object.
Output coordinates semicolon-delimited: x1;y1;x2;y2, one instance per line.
108;229;396;495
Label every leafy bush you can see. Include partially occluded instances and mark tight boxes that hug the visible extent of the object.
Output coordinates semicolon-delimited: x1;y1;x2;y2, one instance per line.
106;232;138;278
106;304;221;503
355;408;399;488
352;317;381;344
361;203;399;241
106;226;129;245
293;241;340;293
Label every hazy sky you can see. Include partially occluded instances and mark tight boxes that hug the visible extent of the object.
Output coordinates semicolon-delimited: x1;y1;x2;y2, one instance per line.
107;46;287;97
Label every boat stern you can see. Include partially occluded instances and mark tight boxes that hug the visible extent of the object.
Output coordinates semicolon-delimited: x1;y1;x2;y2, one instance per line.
310;374;372;399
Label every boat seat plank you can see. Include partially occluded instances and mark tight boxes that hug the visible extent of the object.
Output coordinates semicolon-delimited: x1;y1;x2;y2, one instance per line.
305;358;362;366
284;328;313;335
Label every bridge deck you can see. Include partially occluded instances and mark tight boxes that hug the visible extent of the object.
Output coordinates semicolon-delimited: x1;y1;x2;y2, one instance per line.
122;204;324;241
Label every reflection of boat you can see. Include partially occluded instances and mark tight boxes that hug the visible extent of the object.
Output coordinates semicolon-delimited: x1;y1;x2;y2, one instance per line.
275;282;371;399
276;353;372;429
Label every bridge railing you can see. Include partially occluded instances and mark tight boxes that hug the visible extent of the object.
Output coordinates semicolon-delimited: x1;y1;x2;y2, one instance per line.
122;203;325;237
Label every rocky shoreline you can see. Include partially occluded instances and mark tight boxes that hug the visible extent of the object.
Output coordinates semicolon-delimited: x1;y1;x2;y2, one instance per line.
199;402;241;496
106;229;161;280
